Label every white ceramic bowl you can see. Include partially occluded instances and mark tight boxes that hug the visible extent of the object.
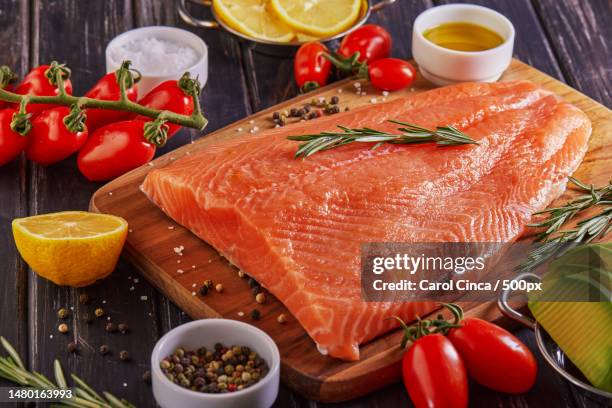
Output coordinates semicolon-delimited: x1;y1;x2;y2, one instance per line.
151;319;280;408
412;4;515;86
105;26;208;95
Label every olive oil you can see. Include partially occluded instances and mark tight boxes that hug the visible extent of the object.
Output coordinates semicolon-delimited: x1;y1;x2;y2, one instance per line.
423;22;504;52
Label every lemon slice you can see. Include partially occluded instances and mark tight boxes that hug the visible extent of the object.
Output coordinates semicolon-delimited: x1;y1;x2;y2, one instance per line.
214;0;296;43
270;0;361;37
12;211;128;287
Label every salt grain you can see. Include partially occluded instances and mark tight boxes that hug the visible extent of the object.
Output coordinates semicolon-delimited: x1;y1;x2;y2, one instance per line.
177;269;184;274
382;91;389;97
108;192;113;196
141;296;148;301
191;292;196;296
370;98;377;104
129;286;135;291
134;278;139;283
168;226;175;230
237;311;244;317
108;37;199;76
248;120;255;124
236;127;243;132
337;88;343;93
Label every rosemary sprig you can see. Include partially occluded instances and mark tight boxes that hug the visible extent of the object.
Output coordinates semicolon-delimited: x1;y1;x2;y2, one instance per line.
517;178;612;272
287;120;478;158
0;336;135;408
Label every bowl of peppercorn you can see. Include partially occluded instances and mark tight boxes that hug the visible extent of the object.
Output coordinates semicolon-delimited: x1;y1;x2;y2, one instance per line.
151;318;280;408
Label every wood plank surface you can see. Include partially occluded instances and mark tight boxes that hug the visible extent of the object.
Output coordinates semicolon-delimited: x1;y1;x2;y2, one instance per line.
89;59;612;403
0;0;30;391
533;0;611;107
0;1;609;407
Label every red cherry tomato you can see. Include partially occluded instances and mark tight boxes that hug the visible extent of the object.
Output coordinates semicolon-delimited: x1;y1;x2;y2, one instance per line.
26;107;88;165
294;42;332;92
368;58;416;91
338;24;392;63
403;333;468;408
77;120;155;181
447;317;537;394
13;65;73;114
133;81;194;139
0;108;27;166
84;72;138;132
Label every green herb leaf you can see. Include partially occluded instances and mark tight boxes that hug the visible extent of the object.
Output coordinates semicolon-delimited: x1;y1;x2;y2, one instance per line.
288;121;478;158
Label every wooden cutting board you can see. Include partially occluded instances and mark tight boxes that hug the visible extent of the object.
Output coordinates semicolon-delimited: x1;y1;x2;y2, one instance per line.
90;59;611;402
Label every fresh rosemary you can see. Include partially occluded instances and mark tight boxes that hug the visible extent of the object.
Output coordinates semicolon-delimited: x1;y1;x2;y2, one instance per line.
0;336;134;408
518;178;612;272
287;120;479;158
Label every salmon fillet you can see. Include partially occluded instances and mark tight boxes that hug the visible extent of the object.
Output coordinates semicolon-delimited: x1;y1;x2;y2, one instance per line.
141;81;591;360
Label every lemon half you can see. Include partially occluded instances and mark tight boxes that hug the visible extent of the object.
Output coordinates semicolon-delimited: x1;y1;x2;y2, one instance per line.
214;0;296;43
12;211;128;287
270;0;361;37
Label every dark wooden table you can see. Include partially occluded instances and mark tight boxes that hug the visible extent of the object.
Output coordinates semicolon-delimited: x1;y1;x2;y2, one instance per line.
0;0;610;407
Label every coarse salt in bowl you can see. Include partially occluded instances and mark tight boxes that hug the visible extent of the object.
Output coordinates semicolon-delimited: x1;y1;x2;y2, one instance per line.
106;26;208;95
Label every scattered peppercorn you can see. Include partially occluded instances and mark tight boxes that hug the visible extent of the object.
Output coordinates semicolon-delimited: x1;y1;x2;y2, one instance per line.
67;342;78;353
303;104;312;113
247;277;259;289
215;283;223;293
199;285;209;296
160;343;269;393
78;293;90;304
57;308;69;319
289;108;299;117
307;111;318;120
82;313;93;324
94;308;104;318
330;95;340;105
119;350;130;361
99;345;110;355
204;279;213;289
58;323;69;334
277;313;287;324
105;322;117;333
251;286;261;296
272;111;280;121
250;309;261;321
255;292;266;304
118;323;129;334
143;370;152;384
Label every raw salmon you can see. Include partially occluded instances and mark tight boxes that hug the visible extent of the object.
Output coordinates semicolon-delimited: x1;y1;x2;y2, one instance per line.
141;81;591;360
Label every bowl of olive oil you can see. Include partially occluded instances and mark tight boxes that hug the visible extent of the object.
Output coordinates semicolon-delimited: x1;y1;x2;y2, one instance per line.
412;4;515;86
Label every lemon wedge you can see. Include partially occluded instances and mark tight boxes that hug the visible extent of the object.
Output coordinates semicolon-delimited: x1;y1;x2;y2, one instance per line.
214;0;296;43
12;211;128;287
270;0;361;37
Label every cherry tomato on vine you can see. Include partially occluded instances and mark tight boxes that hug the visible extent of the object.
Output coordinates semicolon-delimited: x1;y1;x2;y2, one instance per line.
368;58;416;91
26;107;88;166
13;65;73;114
402;333;468;408
338;24;392;63
84;72;138;132
447;317;537;394
294;42;332;92
133;80;194;138
0;108;27;166
77;120;155;181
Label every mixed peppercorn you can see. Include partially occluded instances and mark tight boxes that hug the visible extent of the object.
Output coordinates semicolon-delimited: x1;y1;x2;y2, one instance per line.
271;96;344;127
160;344;269;393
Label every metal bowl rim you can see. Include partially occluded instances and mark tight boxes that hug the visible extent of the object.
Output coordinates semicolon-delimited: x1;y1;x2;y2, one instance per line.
210;1;373;46
534;322;612;399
